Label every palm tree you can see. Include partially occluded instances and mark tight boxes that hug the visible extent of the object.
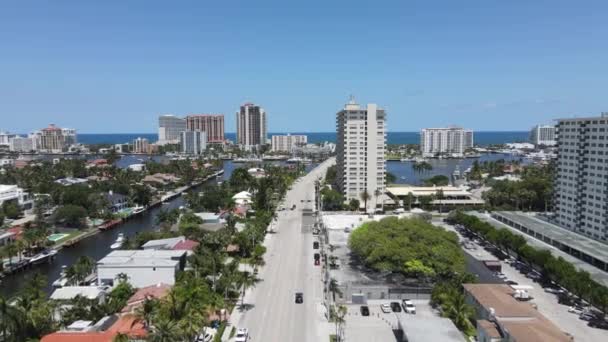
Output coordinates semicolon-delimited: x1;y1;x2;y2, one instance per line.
136;297;158;328
442;291;474;333
360;190;370;213
373;189;382;211
436;189;445;213
329;278;342;302
406;192;415;210
148;318;184;342
178;309;206;342
0;295;20;340
238;271;258;308
332;305;347;342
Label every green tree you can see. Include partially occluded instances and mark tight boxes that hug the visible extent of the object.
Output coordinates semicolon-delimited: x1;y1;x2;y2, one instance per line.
2;200;21;219
347;199;360;211
54;204;88;228
360;190;370;212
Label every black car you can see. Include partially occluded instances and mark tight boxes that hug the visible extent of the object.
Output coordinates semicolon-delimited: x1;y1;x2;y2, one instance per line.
589;319;608;330
313;241;319;249
506;280;519;286
295;292;303;304
360;306;370;316
390;302;402;312
314;253;320;261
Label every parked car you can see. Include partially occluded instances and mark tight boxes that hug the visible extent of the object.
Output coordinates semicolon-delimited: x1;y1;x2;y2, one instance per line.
402;299;416;314
380;303;391;313
235;328;249;342
580;312;595;321
313;241;319;249
588;319;608;330
506;280;519;286
314;259;320;266
568;306;584;315
390;302;402;312
291;204;296;210
360;306;370;316
544;287;565;294
344;227;351;233
295;292;303;304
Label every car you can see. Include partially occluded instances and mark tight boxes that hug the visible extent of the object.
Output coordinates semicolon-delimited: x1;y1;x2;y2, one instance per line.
544;287;565;294
314;259;320;266
279;205;285;211
313;241;319;249
307;199;312;202
344;227;351;233
568;306;584;314
580;312;595;321
360;306;370;316
588;319;608;330
300;199;304;203
390;302;402;312
506;280;519;286
195;327;216;342
402;299;416;314
380;303;391;313
291;204;296;210
295;292;303;304
235;328;249;342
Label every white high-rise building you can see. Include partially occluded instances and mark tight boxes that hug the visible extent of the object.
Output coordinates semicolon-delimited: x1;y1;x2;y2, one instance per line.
236;103;267;151
9;136;35;152
271;134;307;152
530;124;557;146
554;113;608;243
420;127;473;157
0;131;17;146
133;137;150;154
180;131;207;155
336;98;386;207
30;124;77;153
158;115;187;145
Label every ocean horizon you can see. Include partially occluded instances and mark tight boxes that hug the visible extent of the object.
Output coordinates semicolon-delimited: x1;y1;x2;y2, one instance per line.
76;131;529;146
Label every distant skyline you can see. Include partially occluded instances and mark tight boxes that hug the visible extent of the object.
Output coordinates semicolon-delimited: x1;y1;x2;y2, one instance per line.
1;1;607;133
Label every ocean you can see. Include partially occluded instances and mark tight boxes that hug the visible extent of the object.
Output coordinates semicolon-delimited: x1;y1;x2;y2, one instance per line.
78;131;529;146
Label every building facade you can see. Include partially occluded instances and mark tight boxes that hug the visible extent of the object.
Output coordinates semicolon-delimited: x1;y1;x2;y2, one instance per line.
133;137;150;154
180;130;207;155
186;114;225;143
236;103;267;150
32;124;76;153
420;127;473;157
158;115;186;145
530;124;557;146
271;134;307;152
9;136;35;152
0;131;16;146
335;98;386;206
554;113;608;243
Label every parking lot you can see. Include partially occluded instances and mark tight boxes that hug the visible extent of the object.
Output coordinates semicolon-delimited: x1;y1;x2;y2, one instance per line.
438;221;608;342
342;300;466;342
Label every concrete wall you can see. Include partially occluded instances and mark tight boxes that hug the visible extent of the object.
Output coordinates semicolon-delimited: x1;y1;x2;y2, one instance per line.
98;265;177;288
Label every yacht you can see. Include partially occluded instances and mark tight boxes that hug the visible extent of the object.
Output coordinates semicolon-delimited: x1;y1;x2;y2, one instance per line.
132;206;145;215
110;233;125;250
30;249;58;264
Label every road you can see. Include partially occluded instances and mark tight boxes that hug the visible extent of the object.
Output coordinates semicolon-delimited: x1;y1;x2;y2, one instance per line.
235;158;335;342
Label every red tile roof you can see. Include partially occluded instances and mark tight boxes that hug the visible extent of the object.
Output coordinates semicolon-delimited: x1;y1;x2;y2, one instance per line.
173;239;199;251
41;314;146;342
121;283;171;313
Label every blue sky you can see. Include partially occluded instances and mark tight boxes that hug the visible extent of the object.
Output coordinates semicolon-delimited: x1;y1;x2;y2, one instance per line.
1;0;607;133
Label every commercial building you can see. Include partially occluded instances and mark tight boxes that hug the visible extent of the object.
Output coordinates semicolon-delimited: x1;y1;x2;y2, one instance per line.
31;124;77;153
158;115;186;145
335;98;386;206
132;137;150;154
8;136;35;152
386;185;484;210
420;127;473;157
0;131;17;146
97;250;187;288
271;134;307;152
529;124;557;146
186;114;225;143
236;103;267;150
553;113;608;243
180;130;207;155
463;284;572;342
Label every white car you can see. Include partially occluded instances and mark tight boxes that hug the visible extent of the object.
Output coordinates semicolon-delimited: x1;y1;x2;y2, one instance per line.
402;299;416;314
380;303;391;313
568;306;583;315
235;328;249;342
195;327;216;342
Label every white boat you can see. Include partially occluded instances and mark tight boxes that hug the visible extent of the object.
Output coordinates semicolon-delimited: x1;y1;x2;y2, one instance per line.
132;206;145;215
30;249;58;264
233;157;262;163
287;157;311;164
52;265;69;288
110;233;125;249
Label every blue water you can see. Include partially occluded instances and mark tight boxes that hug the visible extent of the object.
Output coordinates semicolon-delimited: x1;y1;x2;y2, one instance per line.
78;131;529;146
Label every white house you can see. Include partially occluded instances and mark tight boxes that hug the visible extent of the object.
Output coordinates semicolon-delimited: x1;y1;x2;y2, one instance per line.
96;250;187;288
0;184;32;209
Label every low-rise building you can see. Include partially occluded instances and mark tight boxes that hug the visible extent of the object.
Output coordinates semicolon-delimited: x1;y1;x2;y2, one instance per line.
121;283;172;314
41;314;147;342
463;283;572;342
386;185;484;209
97;250;187;288
141;236;201;252
0;184;33;209
103;191;129;213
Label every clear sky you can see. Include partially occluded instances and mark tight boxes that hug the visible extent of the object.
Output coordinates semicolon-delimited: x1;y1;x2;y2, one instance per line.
1;0;607;133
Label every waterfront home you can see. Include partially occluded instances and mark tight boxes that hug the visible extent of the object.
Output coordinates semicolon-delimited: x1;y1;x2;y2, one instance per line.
0;230;16;246
41;314;147;342
97;249;187;288
50;286;108;321
121;283;172;314
232;191;252;205
141;236;199;252
103;190;129;213
0;184;33;210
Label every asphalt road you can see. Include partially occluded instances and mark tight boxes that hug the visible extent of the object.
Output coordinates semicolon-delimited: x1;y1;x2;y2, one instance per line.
237;158;335;342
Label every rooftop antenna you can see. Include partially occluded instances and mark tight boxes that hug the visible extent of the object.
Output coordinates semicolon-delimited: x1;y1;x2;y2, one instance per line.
348;94;356;104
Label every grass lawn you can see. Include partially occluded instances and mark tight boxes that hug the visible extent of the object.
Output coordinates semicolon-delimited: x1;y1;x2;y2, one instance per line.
52;230;84;245
329;335;337;342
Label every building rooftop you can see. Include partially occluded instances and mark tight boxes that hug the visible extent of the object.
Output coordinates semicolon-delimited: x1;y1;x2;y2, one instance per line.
97;250;185;268
387;185;473;197
121;283;171;313
41;314;146;342
397;311;466;342
141;236;185;250
50;286;107;301
463;284;537;318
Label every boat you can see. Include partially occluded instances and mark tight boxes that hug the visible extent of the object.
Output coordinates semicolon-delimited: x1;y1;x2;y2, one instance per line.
132;206;145;215
286;157;311;164
110;233;125;249
52;265;69;288
30;249;58;265
233;157;262;163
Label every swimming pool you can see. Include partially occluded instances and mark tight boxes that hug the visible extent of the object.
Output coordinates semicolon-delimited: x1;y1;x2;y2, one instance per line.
47;233;70;242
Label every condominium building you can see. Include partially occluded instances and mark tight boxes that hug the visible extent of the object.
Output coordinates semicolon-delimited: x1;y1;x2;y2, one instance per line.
158;115;186;145
133;137;150;154
530;124;557;146
186;114;225;143
236;103;267;150
554;113;608;243
420;127;473;157
335;98;386;206
0;131;17;146
180;131;207;155
31;124;77;153
271;134;307;152
9;136;35;152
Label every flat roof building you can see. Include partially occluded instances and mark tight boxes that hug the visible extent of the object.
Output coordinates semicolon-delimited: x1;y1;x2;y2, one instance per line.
529;124;557;146
271;134;307;152
236;103;267;151
186;114;225;143
158;115;186;145
421;127;473;158
387;185;484;209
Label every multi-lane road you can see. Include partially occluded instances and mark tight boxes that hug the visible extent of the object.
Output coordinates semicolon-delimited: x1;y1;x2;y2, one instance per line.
234;158;334;342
